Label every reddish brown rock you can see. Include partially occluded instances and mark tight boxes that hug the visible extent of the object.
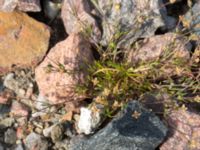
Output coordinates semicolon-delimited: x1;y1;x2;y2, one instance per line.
160;109;200;150
35;33;93;104
0;0;41;12
0;11;50;74
61;0;101;43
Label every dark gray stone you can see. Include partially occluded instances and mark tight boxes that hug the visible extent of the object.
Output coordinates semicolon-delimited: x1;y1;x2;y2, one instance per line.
4;128;17;144
70;101;167;150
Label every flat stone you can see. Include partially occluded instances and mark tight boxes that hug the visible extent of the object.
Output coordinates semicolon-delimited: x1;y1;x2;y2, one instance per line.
0;11;50;74
70;101;167;150
35;33;93;104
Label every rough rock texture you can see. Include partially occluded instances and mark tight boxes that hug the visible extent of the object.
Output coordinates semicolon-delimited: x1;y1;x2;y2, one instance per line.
160;109;200;150
61;0;101;43
95;0;174;48
24;132;48;150
0;0;41;12
184;1;200;36
127;33;191;77
70;101;167;150
4;128;17;145
0;11;50;74
35;33;93;104
10;101;29;117
127;33;191;68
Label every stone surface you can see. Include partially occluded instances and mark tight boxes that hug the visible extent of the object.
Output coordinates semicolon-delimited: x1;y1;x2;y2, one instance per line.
160;109;200;150
0;117;15;129
10;101;29;117
35;33;93;104
94;0;173;48
0;0;41;12
24;132;48;150
61;0;101;43
127;33;191;75
70;101;167;150
3;70;35;97
184;1;200;36
50;124;64;142
0;11;50;74
4;128;17;144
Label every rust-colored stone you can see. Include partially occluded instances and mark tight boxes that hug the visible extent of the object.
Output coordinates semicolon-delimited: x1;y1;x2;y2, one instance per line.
0;11;50;74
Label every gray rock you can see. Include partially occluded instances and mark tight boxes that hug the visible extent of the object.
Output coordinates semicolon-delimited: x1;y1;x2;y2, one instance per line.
0;143;4;150
94;0;174;48
184;1;200;36
54;139;70;150
24;132;48;150
4;128;17;144
14;143;24;150
70;101;167;150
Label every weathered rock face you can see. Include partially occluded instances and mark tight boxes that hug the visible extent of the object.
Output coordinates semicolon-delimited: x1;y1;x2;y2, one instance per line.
35;33;94;104
127;33;190;64
61;0;101;43
95;0;174;48
0;0;41;12
70;101;167;150
0;12;50;74
160;109;200;150
127;33;191;77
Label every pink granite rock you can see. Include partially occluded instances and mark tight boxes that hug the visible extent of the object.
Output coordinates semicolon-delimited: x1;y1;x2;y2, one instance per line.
127;33;191;64
35;33;94;104
61;0;101;43
0;0;41;12
160;109;200;150
127;33;191;76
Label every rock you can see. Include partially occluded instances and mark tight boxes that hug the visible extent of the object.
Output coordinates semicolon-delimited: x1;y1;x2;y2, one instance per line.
61;0;101;43
35;33;94;104
160;109;200;150
94;0;173;48
0;104;11;119
24;132;48;150
77;107;102;135
70;101;167;150
54;139;70;150
10;101;29;117
127;33;191;75
0;0;18;12
17;0;41;12
184;1;200;36
0;117;15;129
0;0;41;12
0;143;4;150
14;143;24;150
0;89;13;104
50;124;64;142
0;11;50;74
4;128;17;144
3;70;35;97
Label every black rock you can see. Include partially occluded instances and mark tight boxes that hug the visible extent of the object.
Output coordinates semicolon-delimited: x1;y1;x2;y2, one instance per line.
70;101;167;150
